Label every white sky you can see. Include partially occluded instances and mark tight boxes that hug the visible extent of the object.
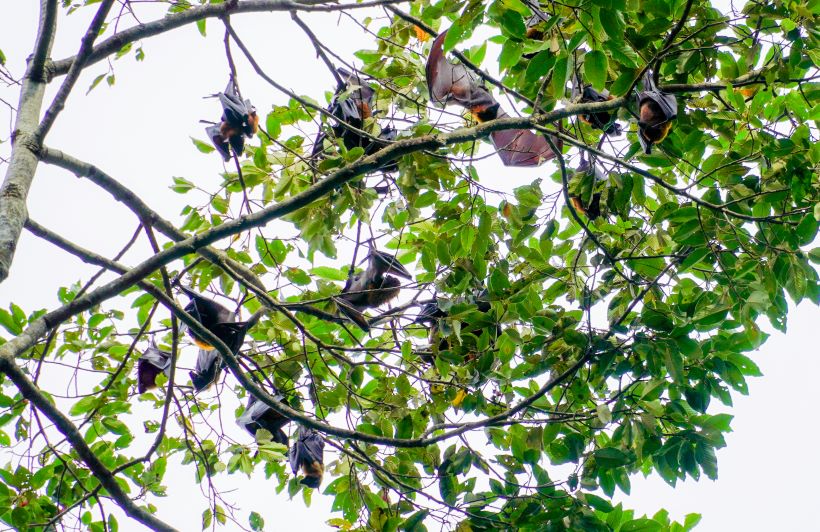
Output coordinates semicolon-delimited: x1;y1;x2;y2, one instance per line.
0;2;818;531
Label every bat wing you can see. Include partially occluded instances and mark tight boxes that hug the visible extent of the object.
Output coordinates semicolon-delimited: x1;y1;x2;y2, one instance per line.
369;250;412;280
334;296;371;331
137;347;171;393
426;31;500;118
140;346;171;371
490;127;560;167
213;320;251;354
290;427;324;473
415;301;444;325
206;125;231;161
638;71;677;120
190;349;221;392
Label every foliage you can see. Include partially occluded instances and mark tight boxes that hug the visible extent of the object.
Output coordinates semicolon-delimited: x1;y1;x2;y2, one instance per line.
0;0;818;530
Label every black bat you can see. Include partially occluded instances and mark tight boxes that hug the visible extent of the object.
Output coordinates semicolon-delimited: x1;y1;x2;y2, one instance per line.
572;76;622;136
205;80;259;161
426;30;560;167
568;155;607;220
189;348;224;392
636;71;677;154
237;393;289;446
336;248;413;330
313;69;398;172
289;426;325;489
178;286;245;350
136;343;172;393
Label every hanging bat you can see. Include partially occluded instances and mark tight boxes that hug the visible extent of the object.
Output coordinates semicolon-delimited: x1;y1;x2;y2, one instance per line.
336;248;413;330
425;30;560;167
636;70;677;154
572;77;622;136
237;393;289;446
189;348;224;392
178;285;245;350
312;68;398;172
568;155;607;220
205;80;259;161
289;426;325;489
136;343;172;393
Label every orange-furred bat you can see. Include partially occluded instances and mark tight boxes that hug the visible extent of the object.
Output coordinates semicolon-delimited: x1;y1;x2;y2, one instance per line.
206;80;259;161
136;343;172;393
289;426;325;489
237;393;289;446
336;248;413;330
572;77;622;136
425;30;560;167
312;68;398;172
636;71;677;154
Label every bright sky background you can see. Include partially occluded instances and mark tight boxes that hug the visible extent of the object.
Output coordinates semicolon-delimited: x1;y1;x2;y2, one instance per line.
0;2;818;531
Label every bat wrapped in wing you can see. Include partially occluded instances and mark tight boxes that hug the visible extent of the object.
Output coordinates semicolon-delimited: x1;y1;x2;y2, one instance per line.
336;248;413;330
636;71;677;154
237;392;289;446
137;342;172;393
205;80;259;161
571;75;622;136
568;155;608;220
289;426;325;489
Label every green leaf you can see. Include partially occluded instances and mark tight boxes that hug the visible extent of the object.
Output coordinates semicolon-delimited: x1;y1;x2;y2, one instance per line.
584;50;608;91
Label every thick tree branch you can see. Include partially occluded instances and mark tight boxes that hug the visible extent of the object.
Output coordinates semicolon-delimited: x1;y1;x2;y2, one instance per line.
49;0;412;77
0;0;58;283
35;0;116;142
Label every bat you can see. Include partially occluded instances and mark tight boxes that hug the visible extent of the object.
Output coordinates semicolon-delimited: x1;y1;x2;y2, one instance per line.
568;155;607;220
313;69;398;172
425;30;560;167
136;343;172;393
178;285;259;391
189;348;224;392
572;77;622;136
636;71;677;154
336;248;413;329
289;426;325;489
237;393;289;446
178;285;251;351
206;80;259;161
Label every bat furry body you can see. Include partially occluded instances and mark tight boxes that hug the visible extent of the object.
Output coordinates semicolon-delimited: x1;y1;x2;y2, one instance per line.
289;426;325;488
636;71;677;154
206;81;258;161
337;249;412;330
137;344;172;393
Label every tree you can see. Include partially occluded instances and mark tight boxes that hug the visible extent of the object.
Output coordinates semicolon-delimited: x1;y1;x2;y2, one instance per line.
0;0;818;530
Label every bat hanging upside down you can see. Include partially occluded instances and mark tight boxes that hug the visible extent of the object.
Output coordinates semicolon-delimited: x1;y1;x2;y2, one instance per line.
572;77;623;136
636;71;677;154
289;426;325;489
568;155;608;220
136;342;172;393
425;30;560;167
237;392;289;446
177;285;256;391
334;248;413;331
205;80;259;161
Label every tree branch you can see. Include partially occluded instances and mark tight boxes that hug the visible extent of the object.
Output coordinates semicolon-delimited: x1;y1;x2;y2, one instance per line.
49;0;412;77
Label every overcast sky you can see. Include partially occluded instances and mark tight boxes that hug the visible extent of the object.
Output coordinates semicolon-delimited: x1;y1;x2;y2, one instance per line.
0;2;818;531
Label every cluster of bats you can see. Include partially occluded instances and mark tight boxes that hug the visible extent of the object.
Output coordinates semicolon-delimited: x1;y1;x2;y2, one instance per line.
169;19;681;490
137;286;324;489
